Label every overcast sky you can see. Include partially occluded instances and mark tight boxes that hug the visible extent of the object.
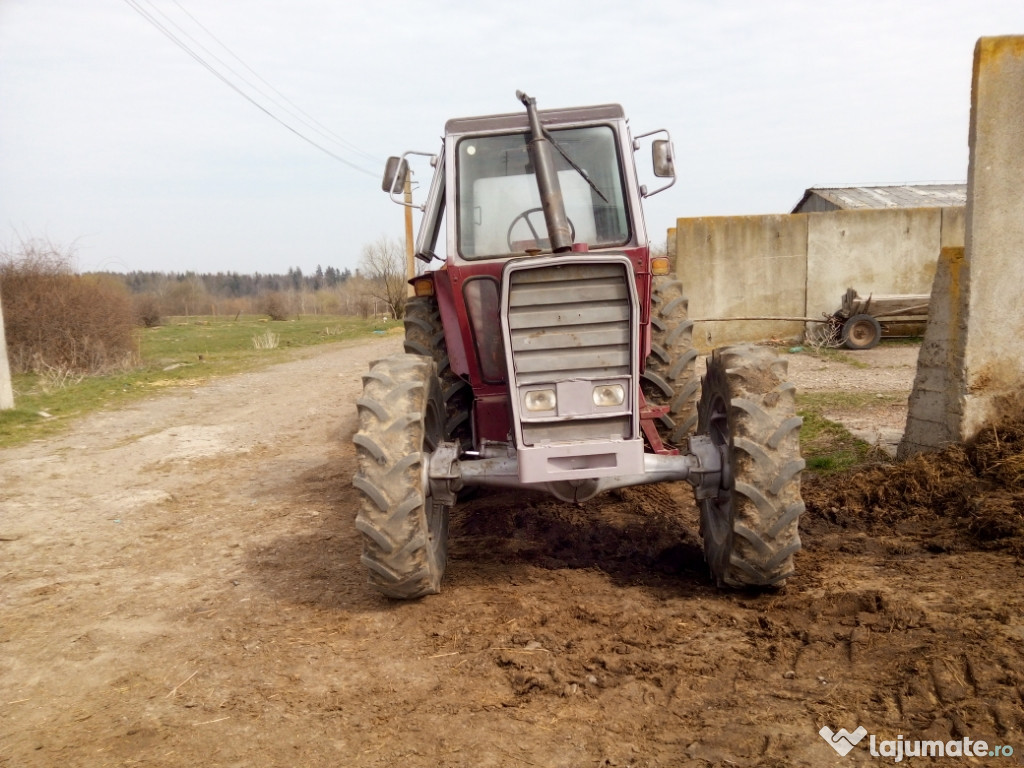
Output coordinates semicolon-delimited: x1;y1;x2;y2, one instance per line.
1;1;1022;276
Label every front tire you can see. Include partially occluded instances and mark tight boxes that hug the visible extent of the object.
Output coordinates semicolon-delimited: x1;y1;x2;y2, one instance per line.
353;354;449;598
697;345;805;587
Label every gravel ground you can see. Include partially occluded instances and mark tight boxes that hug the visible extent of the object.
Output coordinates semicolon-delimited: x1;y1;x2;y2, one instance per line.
783;344;921;453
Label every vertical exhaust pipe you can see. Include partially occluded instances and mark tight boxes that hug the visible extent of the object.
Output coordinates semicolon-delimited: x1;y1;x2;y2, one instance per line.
517;91;573;253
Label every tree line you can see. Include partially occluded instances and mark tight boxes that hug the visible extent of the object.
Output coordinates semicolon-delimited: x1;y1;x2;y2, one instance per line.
101;235;411;323
117;265;354;297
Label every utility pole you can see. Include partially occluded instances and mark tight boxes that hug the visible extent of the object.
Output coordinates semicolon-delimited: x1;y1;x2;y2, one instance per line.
0;288;14;410
404;173;415;297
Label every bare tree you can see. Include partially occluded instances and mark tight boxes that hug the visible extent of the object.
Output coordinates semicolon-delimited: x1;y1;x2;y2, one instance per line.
359;235;408;319
164;273;208;317
337;274;375;317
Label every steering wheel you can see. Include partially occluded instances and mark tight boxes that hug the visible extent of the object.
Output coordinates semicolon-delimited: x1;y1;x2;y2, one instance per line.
506;207;575;252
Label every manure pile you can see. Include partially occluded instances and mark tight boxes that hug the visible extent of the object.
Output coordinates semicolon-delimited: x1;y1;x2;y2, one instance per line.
803;418;1024;557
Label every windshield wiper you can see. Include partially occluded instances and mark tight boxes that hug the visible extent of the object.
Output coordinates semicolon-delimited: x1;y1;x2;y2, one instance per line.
539;125;609;204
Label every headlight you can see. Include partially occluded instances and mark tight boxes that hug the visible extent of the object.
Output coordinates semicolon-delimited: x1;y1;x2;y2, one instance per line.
593;384;625;407
524;389;557;412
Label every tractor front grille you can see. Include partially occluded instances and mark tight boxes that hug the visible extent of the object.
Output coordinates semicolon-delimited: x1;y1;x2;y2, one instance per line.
507;262;631;384
505;259;636;446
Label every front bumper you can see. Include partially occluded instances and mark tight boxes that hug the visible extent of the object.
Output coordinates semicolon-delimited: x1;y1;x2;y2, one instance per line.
428;435;723;504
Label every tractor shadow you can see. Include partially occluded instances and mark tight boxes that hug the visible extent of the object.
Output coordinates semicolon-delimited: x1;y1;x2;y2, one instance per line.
448;483;710;591
244;455;712;612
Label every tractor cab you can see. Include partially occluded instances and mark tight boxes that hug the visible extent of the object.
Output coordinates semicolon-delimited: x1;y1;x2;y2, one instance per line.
384;97;675;264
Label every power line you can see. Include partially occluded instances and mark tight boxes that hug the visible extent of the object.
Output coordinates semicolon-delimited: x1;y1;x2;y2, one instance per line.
124;0;377;174
167;0;379;164
122;0;378;176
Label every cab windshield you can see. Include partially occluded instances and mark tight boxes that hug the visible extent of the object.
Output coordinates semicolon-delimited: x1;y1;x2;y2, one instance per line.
456;125;630;258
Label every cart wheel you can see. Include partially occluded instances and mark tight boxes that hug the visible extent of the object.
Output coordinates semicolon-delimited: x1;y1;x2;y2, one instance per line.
842;314;882;350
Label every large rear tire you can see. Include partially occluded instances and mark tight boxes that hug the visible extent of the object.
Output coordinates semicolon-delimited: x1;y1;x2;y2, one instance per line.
642;276;700;445
697;345;805;587
353;354;449;598
404;295;473;450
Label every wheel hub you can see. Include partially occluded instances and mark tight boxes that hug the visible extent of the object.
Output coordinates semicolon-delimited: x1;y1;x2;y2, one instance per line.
686;434;725;501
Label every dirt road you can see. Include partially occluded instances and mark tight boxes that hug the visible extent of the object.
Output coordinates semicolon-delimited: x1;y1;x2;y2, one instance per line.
2;337;1022;767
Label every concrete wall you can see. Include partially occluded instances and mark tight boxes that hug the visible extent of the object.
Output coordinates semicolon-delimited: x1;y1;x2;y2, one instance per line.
940;206;965;248
805;207;947;322
675;214;807;349
671;206;964;350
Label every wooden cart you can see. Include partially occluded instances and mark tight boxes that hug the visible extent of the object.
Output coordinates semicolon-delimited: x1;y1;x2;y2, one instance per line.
830;288;931;350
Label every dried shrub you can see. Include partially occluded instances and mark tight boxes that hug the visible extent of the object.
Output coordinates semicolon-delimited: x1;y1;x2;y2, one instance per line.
259;292;289;321
0;240;137;373
133;292;163;327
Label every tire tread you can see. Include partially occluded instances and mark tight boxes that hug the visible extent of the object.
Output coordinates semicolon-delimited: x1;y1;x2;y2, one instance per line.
353;354;448;599
697;344;805;588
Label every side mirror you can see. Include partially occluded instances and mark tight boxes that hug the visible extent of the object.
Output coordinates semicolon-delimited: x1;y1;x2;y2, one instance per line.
652;139;675;179
381;156;409;195
634;129;676;198
382;150;437;209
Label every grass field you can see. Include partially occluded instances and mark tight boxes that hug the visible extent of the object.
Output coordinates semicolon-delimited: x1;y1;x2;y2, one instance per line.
0;315;392;446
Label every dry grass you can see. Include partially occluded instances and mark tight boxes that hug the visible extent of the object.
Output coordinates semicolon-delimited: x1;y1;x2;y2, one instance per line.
251;330;280;350
34;360;85;394
970;420;1024;486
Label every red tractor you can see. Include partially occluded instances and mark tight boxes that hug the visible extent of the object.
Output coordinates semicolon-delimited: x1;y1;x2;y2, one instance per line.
355;92;804;598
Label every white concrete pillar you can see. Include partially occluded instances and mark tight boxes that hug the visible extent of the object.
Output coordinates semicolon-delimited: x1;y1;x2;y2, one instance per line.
900;36;1024;456
0;289;14;410
959;36;1024;437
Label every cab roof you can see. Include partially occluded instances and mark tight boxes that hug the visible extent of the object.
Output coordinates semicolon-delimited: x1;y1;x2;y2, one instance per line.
445;103;625;136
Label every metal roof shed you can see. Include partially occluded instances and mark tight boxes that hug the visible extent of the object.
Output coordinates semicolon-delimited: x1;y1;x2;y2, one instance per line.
792;183;966;213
